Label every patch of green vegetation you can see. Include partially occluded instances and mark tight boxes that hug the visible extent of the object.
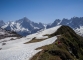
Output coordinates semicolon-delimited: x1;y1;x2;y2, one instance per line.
24;37;47;44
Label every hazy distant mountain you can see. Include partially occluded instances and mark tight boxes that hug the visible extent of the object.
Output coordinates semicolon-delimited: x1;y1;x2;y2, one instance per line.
0;20;5;27
47;17;83;28
46;17;83;36
2;17;45;36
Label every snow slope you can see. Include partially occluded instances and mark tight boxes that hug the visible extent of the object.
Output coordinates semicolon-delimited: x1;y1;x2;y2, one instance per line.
75;26;83;36
27;25;61;39
0;36;57;60
0;25;61;60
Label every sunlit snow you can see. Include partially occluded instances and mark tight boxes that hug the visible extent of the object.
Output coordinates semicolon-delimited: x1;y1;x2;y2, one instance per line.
0;25;61;60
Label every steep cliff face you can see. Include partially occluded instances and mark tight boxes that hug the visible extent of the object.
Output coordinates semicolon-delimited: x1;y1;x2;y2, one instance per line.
31;25;83;60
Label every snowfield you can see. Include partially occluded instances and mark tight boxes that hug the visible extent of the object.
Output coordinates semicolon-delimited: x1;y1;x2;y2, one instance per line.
75;26;83;36
0;37;17;43
26;25;61;39
0;25;61;60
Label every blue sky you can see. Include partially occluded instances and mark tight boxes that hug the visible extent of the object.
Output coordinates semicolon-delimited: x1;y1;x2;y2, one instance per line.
0;0;83;23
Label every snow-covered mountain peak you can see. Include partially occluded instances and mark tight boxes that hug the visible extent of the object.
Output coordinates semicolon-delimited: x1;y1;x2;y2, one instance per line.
1;17;45;36
16;17;31;24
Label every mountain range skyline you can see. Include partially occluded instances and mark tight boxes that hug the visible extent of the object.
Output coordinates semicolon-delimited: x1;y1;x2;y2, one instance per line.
0;16;83;23
0;16;83;36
